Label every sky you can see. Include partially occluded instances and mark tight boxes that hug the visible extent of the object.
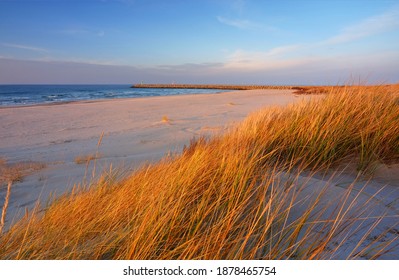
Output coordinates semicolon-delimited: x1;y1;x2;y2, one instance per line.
0;0;399;85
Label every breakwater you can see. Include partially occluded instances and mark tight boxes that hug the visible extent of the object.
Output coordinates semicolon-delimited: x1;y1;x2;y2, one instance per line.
131;84;297;90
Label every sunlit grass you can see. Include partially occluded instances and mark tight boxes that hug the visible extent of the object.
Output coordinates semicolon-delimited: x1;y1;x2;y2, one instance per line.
161;115;171;124
0;84;398;259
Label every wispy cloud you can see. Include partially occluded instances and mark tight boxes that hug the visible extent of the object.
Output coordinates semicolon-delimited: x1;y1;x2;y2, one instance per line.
33;56;124;67
219;5;399;72
264;45;302;56
324;6;399;44
156;62;223;72
222;50;299;71
220;44;303;71
2;51;398;84
217;16;260;30
1;43;49;53
60;28;106;37
61;28;89;35
218;47;399;86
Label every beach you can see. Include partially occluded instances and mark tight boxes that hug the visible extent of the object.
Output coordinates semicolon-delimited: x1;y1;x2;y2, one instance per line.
1;0;398;271
1;87;398;259
0;89;310;226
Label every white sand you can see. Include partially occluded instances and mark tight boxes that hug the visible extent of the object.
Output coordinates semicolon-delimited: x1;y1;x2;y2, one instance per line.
281;166;399;259
0;89;398;258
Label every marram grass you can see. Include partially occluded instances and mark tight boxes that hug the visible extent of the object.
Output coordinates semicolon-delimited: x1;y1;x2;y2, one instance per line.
0;85;398;259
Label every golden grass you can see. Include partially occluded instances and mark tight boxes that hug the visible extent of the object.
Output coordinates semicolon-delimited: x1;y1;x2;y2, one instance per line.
0;182;12;234
0;159;46;235
161;115;171;123
0;85;398;259
241;84;399;170
74;154;99;165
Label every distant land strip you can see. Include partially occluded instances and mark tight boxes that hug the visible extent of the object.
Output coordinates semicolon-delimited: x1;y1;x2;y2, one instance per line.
130;84;350;94
131;84;297;90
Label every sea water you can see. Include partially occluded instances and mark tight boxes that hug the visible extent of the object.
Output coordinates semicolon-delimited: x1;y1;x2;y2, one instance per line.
0;85;228;106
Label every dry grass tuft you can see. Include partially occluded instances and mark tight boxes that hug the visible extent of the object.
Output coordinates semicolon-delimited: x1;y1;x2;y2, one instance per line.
161;115;171;123
0;159;46;183
0;85;398;259
74;154;99;165
0;159;46;235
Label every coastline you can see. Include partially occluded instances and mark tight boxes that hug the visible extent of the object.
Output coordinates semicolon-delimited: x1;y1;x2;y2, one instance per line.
0;88;231;109
0;84;231;108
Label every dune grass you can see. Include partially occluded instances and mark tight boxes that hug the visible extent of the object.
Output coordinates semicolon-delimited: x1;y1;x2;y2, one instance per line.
161;115;171;124
0;159;46;234
0;85;398;259
240;84;399;171
0;159;46;183
74;154;99;165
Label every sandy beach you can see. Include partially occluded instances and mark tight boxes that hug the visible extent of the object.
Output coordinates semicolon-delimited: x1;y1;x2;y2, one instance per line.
0;87;398;259
0;89;310;226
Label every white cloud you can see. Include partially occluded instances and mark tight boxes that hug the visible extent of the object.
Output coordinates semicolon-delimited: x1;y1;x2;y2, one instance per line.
324;6;399;44
157;62;223;72
223;51;302;71
1;43;49;53
33;56;124;67
221;44;303;71
214;48;399;85
218;5;399;72
217;0;257;30
216;16;259;30
264;45;302;56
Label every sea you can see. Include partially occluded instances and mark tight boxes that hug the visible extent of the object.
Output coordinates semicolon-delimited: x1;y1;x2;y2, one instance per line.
0;84;228;107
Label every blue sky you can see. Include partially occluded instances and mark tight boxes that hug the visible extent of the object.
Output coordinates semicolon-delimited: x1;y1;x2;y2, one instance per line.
0;0;399;84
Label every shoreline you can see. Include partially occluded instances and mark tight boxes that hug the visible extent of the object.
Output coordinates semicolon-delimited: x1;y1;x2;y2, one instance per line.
0;84;236;109
0;88;230;109
0;90;235;110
